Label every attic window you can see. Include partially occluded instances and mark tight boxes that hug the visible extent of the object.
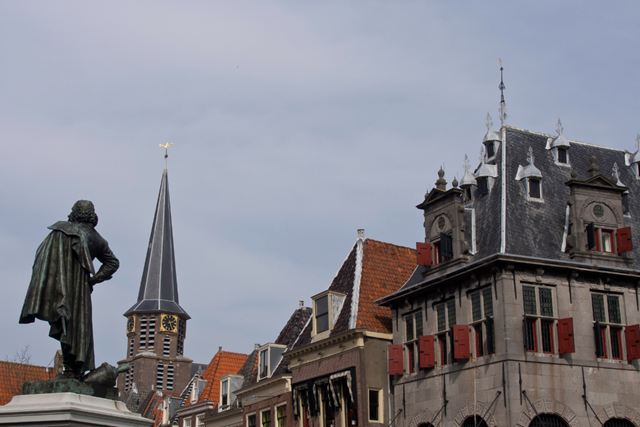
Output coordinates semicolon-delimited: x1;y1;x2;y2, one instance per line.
433;233;453;265
221;379;228;407
528;179;541;199
257;344;287;381
315;296;329;333
486;142;495;158
477;178;488;195
464;187;473;203
557;148;568;164
259;349;269;379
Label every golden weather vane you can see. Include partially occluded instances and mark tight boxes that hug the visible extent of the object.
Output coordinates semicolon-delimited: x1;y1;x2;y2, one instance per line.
160;142;173;169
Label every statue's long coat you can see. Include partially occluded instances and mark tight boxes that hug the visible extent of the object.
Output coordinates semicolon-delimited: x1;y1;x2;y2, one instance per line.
19;221;119;372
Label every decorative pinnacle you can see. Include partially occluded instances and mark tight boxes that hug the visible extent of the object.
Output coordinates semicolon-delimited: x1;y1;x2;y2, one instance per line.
527;147;535;165
498;59;507;127
463;154;471;173
636;134;640;152
480;146;485;164
486;113;493;131
556;119;564;136
612;162;620;183
435;167;447;190
452;176;459;188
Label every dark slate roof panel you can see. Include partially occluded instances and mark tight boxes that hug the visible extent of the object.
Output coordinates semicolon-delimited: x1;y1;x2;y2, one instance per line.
124;170;190;318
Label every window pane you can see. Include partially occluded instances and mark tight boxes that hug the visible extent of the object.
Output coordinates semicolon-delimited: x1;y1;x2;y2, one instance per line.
592;294;606;322
539;288;553;317
523;286;537;315
529;179;541;199
541;322;553;353
415;312;423;337
607;296;621;324
483;288;494;318
316;296;328;315
611;328;622;359
262;411;271;427
525;320;536;352
277;407;286;427
317;314;329;333
369;390;379;421
405;315;414;342
248;415;256;427
437;304;446;332
558;148;567;163
260;350;268;378
476;325;484;357
471;292;482;322
602;232;612;252
447;300;456;329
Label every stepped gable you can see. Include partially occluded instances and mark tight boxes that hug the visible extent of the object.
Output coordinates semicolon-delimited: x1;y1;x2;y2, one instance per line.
0;361;55;405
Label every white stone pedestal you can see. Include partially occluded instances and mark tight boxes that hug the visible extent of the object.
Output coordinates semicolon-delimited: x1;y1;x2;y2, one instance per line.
0;392;154;426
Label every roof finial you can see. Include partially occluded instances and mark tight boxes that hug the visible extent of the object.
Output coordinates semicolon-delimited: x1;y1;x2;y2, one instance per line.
556;118;564;136
435;167;447;190
636;134;640;152
160;142;173;170
527;146;535;165
498;59;507;127
612;162;620;183
588;155;600;178
463;154;471;173
486;113;493;132
479;146;485;164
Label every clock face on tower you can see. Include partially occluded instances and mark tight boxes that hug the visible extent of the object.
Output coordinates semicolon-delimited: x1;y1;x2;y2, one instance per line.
161;314;177;332
127;316;135;333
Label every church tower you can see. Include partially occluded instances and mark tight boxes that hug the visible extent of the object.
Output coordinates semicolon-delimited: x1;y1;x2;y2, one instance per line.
117;166;192;394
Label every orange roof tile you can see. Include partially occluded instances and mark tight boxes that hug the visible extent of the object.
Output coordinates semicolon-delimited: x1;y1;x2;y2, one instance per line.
0;361;55;405
196;351;249;406
356;239;416;333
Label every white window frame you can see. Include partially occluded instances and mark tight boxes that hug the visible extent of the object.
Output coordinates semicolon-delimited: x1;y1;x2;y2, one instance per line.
184;418;192;427
525;178;544;202
275;403;287;427
261;409;272;427
247;412;257;427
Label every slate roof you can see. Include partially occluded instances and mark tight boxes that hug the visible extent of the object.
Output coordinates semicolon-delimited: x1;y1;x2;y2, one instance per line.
125;169;189;318
384;125;640;300
292;237;416;350
0;361;55;405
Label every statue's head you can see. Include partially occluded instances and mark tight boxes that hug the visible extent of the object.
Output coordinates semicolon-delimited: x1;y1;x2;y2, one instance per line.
68;200;98;227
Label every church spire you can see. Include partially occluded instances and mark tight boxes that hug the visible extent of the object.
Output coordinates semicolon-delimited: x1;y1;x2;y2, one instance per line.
124;168;190;318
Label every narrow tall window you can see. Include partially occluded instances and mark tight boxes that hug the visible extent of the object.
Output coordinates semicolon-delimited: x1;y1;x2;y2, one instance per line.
129;338;134;357
592;293;625;360
262;410;271;427
277;406;286;427
221;380;228;407
164;337;171;357
470;288;495;357
259;349;269;379
315;296;329;333
435;301;456;365
486;142;495;158
523;285;557;354
167;364;174;390
140;317;147;348
528;179;541;199
248;415;256;427
477;178;488;195
148;317;156;349
403;311;423;373
177;319;185;356
156;362;164;390
557;148;568;164
368;389;381;422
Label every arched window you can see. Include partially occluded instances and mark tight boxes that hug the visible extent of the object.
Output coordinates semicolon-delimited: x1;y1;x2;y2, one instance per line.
462;416;488;427
603;419;634;427
529;414;568;427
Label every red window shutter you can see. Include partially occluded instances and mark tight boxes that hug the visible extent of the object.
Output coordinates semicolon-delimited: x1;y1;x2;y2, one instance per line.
453;325;470;360
617;227;632;253
418;335;435;368
558;318;575;354
626;324;640;361
416;242;431;266
388;345;404;375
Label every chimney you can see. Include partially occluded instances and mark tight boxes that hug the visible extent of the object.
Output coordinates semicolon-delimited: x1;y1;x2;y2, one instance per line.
299;300;304;308
358;229;365;239
218;346;222;353
255;343;260;350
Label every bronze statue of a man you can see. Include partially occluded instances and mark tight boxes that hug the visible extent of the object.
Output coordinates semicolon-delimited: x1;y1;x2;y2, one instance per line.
20;200;119;379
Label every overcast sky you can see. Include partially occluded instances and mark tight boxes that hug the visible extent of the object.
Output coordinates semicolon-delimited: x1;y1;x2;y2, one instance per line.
2;1;640;369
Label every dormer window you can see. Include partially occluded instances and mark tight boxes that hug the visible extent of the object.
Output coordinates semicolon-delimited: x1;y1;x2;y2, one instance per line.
528;178;542;200
315;296;329;333
585;221;633;254
547;119;571;166
485;142;495;158
311;290;346;337
221;379;228;407
433;233;453;265
557;147;568;164
257;343;286;381
477;178;488;196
